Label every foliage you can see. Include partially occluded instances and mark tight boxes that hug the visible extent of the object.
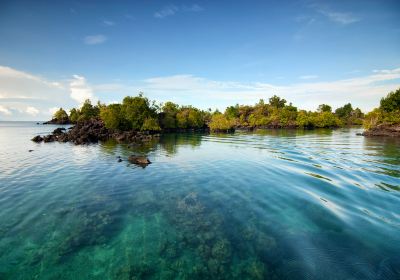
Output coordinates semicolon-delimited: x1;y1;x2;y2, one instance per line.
209;113;234;132
176;107;205;129
141;117;161;131
380;88;400;112
79;99;100;121
121;94;157;130
69;108;79;123
318;104;332;113
53;108;68;121
334;103;364;125
269;95;286;108
100;104;127;130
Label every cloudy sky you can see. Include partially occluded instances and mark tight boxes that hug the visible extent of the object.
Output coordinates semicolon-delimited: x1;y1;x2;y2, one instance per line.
0;0;399;120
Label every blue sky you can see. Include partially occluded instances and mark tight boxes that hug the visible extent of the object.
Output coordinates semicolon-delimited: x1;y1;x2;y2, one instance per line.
0;0;399;120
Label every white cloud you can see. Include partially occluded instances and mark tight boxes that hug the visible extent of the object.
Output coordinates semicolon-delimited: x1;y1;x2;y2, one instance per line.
323;11;360;25
0;105;11;116
154;4;204;19
26;106;39;116
0;66;97;120
299;75;319;80
103;20;115;26
140;68;400;112
48;107;59;115
69;75;97;104
84;34;107;45
182;4;204;12
154;5;179;18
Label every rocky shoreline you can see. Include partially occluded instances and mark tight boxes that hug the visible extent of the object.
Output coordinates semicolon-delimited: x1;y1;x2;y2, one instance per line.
359;124;400;137
32;119;160;145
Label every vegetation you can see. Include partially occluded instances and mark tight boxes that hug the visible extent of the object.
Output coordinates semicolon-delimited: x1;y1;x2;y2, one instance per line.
53;108;69;122
62;92;382;132
364;88;400;129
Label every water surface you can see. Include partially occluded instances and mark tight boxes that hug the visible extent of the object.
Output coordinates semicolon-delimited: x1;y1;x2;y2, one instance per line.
0;122;399;279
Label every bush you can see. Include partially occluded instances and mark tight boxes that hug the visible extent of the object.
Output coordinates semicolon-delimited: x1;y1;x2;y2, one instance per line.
53;108;68;121
122;94;157;130
209;113;234;132
141;117;161;131
380;88;400;112
100;104;126;130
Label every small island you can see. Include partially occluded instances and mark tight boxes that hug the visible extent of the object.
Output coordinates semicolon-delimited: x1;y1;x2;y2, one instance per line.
34;89;400;145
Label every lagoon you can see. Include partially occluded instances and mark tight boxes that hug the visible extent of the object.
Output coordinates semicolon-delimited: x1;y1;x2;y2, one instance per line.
0;122;399;279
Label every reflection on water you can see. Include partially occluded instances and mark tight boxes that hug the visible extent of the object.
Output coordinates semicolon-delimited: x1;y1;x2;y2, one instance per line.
0;122;399;279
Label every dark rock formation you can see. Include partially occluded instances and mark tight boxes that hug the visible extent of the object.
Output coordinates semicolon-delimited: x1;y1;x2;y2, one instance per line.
43;118;70;125
128;155;151;166
31;135;43;142
31;118;160;145
361;124;400;137
53;127;66;135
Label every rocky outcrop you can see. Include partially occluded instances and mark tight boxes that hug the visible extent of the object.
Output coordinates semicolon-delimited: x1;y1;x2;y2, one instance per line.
31;119;160;145
43;118;70;125
361;124;400;137
128;155;151;166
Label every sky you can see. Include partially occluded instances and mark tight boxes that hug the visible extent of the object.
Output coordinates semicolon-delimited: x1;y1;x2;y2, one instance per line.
0;0;399;120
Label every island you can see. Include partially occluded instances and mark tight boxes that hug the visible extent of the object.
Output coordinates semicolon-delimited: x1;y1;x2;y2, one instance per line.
33;89;400;145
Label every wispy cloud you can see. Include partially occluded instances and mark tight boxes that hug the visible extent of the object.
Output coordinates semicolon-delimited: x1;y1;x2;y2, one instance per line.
299;75;319;80
103;20;115;26
154;4;204;19
1;65;399;120
139;69;400;112
0;105;12;116
26;106;39;116
154;5;179;19
182;4;204;12
84;34;107;45
320;10;360;25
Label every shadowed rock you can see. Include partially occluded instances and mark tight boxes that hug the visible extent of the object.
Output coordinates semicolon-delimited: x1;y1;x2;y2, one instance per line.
31;135;43;143
128;155;151;166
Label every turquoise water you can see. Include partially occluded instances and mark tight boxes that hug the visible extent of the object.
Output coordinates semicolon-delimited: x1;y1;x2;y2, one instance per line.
0;122;399;279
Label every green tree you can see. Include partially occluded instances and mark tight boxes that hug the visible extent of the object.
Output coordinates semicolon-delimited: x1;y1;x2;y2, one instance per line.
209;113;234;132
99;104;126;130
318;104;332;113
380;88;400;112
160;102;179;129
121;94;156;130
225;104;239;119
269;95;286;108
335;103;353;119
69;108;79;123
53;108;68;121
79;99;100;121
141;117;161;131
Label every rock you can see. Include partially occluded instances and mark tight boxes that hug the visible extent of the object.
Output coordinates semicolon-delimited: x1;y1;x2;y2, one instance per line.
43;135;55;143
361;124;400;137
128;155;151;166
43;118;70;125
28;150;34;152
31;135;43;142
53;127;66;135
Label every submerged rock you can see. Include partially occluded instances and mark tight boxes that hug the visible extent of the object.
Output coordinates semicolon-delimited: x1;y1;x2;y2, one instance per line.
128;155;151;166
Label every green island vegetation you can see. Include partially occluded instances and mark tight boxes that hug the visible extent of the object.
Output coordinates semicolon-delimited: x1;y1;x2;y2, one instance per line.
363;88;400;129
51;89;400;132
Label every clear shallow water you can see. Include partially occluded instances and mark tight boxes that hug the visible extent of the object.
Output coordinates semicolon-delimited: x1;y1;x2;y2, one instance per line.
0;122;399;280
